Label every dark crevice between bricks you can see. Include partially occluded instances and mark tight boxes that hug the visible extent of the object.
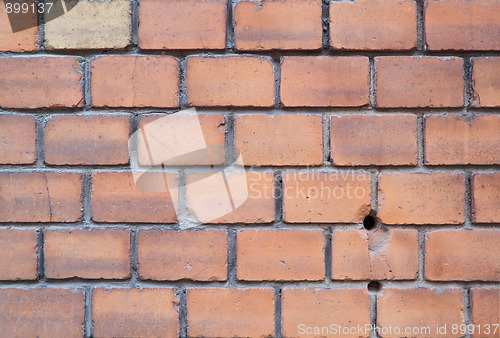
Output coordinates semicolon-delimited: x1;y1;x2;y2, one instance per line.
130;0;139;49
82;172;92;225
369;287;378;338
179;288;188;338
82;58;92;109
417;114;424;167
463;58;473;107
417;230;425;281
130;229;139;287
363;212;379;232
273;56;282;108
84;286;93;338
36;0;45;51
227;228;237;285
464;287;471;337
369;58;377;107
416;0;427;51
274;286;282;338
464;171;472;229
370;171;378;212
179;58;188;108
224;113;236;165
36;228;45;281
322;114;331;165
274;171;283;223
324;227;332;283
321;0;330;51
35;114;47;167
226;0;235;51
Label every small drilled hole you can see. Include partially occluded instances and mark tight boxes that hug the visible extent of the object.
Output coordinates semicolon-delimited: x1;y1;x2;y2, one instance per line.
363;215;377;230
367;281;382;293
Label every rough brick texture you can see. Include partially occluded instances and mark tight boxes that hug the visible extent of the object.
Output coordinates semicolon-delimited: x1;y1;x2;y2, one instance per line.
281;56;369;107
0;229;38;280
234;0;322;51
473;173;500;223
0;115;37;164
471;57;500;107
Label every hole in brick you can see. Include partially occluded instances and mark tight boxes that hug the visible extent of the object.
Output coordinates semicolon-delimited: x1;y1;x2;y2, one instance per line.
367;281;382;293
363;214;378;231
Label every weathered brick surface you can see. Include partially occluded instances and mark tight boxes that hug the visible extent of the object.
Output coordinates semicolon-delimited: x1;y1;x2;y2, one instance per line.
375;56;464;107
425;115;500;165
470;289;500;338
44;229;130;279
234;0;322;50
471;57;500;107
45;115;130;165
0;114;37;164
378;173;465;224
330;0;417;50
0;172;82;222
91;172;178;223
186;56;275;107
378;289;465;338
91;55;179;107
281;56;370;107
283;172;371;223
138;230;227;281
237;229;324;281
93;288;179;337
425;230;500;281
282;289;371;338
425;0;500;51
0;289;84;338
0;229;38;280
139;0;226;50
472;173;500;223
187;288;274;337
0;2;38;52
0;57;83;109
235;114;323;166
332;229;419;280
44;0;131;49
330;114;418;166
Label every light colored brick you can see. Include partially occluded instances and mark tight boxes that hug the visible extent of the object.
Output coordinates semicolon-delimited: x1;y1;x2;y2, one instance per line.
473;173;500;223
0;115;37;164
0;1;38;52
471;289;500;338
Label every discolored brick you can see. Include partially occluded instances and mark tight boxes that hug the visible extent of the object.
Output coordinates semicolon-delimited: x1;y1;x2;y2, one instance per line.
93;288;179;337
186;56;275;107
0;1;38;52
234;0;322;50
235;114;323;166
471;57;500;107
0;229;38;280
44;115;130;165
375;56;464;107
138;230;227;281
330;114;418;166
283;172;371;223
281;56;370;107
91;55;179;108
378;173;465;224
187;288;274;337
0;172;82;222
425;230;500;281
0;115;37;164
91;172;178;223
0;57;83;109
44;229;130;279
139;0;226;50
237;229;324;281
330;0;417;50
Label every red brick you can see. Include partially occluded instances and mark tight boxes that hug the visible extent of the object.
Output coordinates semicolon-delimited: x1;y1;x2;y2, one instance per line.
237;230;324;281
138;113;225;166
0;229;38;280
0;115;37;164
378;173;465;224
138;230;227;281
378;289;464;338
44;229;130;279
0;57;83;109
91;55;179;107
471;289;500;338
187;288;274;337
330;0;417;50
282;289;371;338
375;56;464;107
0;172;82;222
93;288;179;337
425;0;500;51
472;57;500;107
139;0;226;49
235;114;323;166
0;288;84;338
425;115;500;165
330;114;418;166
473;173;500;223
0;2;38;52
234;0;322;50
45;115;130;165
185;171;274;224
281;56;369;107
91;172;178;223
282;172;371;223
425;230;500;281
332;229;418;280
186;56;275;107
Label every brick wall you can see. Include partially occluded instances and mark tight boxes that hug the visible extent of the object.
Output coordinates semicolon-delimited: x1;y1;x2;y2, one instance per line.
0;0;499;337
